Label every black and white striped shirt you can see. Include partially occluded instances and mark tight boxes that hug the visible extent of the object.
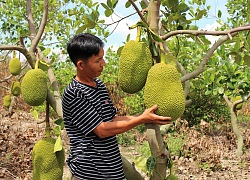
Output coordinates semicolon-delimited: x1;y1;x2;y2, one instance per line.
62;77;125;179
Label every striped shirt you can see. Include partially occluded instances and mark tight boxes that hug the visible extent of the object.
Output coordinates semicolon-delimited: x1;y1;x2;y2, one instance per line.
62;77;125;180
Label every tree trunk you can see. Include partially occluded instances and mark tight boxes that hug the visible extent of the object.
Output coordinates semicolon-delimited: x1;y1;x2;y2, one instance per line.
122;155;144;180
224;95;243;157
146;124;169;180
230;108;243;156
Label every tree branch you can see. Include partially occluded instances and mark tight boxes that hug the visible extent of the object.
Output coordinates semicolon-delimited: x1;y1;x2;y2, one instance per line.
180;32;238;83
26;0;36;38
162;24;250;40
0;44;34;67
128;0;148;25
30;0;49;53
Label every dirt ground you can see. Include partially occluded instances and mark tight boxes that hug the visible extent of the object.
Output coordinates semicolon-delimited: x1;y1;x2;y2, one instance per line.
0;105;250;180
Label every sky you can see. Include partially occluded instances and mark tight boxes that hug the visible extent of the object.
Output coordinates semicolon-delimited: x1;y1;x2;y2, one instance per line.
95;0;229;50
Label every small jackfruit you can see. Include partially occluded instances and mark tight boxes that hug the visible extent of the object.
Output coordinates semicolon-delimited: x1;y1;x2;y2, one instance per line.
118;40;153;94
9;57;21;76
144;63;185;120
21;69;47;106
231;96;243;110
11;81;21;96
3;94;11;108
32;137;65;180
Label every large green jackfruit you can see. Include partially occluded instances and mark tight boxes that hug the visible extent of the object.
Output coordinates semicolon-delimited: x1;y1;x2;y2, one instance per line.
11;81;21;96
3;94;11;108
9;57;21;76
144;63;185;120
21;69;47;106
32;137;65;180
118;40;153;94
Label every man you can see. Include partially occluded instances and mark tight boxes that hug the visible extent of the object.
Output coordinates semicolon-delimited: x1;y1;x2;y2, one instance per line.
62;33;172;180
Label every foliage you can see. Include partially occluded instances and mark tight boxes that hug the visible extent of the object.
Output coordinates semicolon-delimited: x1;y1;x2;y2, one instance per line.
99;47;119;83
124;92;145;115
117;130;136;146
0;0;109;53
52;59;76;95
183;87;231;127
166;133;186;156
138;141;151;158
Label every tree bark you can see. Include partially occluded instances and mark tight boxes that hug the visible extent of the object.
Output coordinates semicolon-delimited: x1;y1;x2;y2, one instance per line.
224;95;243;156
122;155;144;180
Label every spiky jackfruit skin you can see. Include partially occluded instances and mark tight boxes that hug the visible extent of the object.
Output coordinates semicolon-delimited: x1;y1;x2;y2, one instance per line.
32;137;65;180
11;81;21;96
9;57;21;76
21;69;47;106
118;40;153;94
3;94;11;108
144;63;185;120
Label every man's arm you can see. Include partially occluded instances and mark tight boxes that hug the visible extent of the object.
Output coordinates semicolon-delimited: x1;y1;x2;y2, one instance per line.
93;105;172;138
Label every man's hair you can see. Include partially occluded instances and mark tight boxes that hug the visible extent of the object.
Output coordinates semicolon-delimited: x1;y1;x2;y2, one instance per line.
67;33;104;66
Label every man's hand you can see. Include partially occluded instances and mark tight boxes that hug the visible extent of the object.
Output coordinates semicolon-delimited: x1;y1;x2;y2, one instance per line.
141;105;172;124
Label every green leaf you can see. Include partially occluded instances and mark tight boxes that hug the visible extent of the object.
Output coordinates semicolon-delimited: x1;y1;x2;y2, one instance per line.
218;87;224;94
53;126;61;136
196;9;206;20
76;25;87;34
134;156;147;173
125;1;131;8
177;3;189;13
227;82;234;90
243;54;250;66
218;10;222;18
130;21;163;42
104;9;113;17
146;156;156;174
54;118;65;130
38;60;50;71
54;136;63;152
234;38;241;51
30;109;39;121
54;118;63;125
107;0;112;8
101;3;109;10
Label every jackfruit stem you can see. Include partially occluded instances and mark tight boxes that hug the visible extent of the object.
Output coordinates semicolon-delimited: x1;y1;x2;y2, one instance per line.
35;59;39;70
13;51;16;58
160;53;166;64
45;100;51;138
159;43;166;64
136;23;141;42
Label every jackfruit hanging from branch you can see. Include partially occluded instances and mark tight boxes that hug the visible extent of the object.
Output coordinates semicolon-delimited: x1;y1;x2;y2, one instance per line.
21;58;48;106
9;57;21;76
32;137;65;180
118;24;153;94
11;81;21;97
3;94;11;108
144;62;185;121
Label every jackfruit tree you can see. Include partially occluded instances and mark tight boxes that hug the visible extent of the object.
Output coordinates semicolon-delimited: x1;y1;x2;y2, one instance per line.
0;0;250;180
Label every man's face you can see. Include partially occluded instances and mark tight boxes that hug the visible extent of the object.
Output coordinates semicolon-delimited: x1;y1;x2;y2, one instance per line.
80;48;106;78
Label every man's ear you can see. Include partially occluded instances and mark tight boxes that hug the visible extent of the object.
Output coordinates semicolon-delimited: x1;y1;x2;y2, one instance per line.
76;60;84;69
